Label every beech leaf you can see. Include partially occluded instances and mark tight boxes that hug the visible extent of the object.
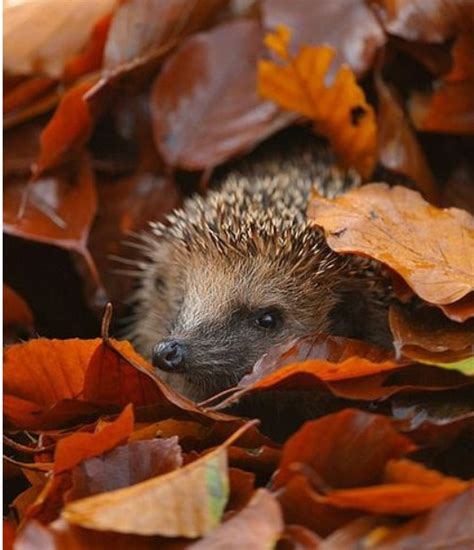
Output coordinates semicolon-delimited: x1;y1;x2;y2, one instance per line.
309;184;474;315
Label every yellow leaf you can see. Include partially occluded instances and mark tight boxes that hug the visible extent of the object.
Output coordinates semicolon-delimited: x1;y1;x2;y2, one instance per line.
258;25;377;178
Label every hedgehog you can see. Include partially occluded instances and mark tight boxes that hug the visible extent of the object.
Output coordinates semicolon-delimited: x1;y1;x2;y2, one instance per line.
124;144;391;402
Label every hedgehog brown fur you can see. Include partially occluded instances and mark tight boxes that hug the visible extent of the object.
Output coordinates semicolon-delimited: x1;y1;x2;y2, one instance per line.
124;144;391;401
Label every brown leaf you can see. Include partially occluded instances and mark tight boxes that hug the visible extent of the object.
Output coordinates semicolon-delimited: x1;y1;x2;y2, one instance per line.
14;518;178;550
103;0;228;71
262;0;385;77
273;409;415;488
4;153;98;263
259;26;377;178
226;468;255;513
36;80;96;176
278;524;321;549
278;474;360;538
190;489;283;549
3;0;115;78
389;305;474;364
53;405;134;474
320;487;474;549
62;423;256;537
67;438;183;500
63;12;113;82
321;459;469;515
369;0;474;42
3;285;34;343
151;19;292;170
375;73;438;203
309;184;474;314
3;76;57;114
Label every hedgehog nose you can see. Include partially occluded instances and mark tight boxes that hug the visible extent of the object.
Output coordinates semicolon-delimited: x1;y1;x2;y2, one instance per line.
152;339;186;372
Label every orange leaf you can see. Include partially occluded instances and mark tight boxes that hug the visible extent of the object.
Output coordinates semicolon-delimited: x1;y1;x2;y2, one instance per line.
35;80;96;176
309;184;474;314
3;284;34;331
258;25;377;178
322;460;469;515
3;76;57;114
63;12;113;82
54;405;134;474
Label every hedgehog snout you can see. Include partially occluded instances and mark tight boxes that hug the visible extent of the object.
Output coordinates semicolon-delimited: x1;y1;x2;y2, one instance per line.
152;338;187;373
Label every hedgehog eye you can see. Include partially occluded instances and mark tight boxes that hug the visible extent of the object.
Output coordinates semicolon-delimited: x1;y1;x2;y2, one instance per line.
255;309;281;330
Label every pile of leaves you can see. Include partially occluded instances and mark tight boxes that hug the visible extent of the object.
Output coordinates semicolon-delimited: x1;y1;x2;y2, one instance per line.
3;0;474;548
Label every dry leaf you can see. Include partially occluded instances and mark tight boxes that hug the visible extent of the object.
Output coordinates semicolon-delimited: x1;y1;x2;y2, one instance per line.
321;459;469;515
389;305;474;367
67;438;182;500
309;184;474;314
54;405;134;474
190;489;283;549
375;73;438;203
62;426;256;537
151;19;292;170
273;409;415;488
258;25;377;178
3;0;116;77
35;80;96;176
3;284;34;339
262;0;385;77
369;0;474;42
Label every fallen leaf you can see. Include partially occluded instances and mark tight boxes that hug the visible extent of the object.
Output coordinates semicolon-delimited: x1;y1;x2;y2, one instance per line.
321;459;469;515
273;409;415;488
3;0;116;77
35;80;96;175
375;73;438;203
369;0;474;42
226;468;255;512
278;524;322;549
259;25;377;178
14;518;175;550
3;76;57;114
3;285;34;343
389;305;474;367
54;405;134;474
320;487;474;549
151;19;292;170
309;184;474;314
63;12;113;82
67;438;183;500
409;81;474;135
3;520;15;550
62;423;255;537
4;338;99;408
262;0;385;77
103;0;228;71
190;489;283;549
278;474;360;537
4;153;98;272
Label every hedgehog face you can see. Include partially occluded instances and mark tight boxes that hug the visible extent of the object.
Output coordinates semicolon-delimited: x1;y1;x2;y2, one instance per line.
131;243;343;401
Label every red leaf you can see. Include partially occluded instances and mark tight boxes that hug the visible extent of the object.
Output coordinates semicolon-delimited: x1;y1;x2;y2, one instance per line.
54;404;134;474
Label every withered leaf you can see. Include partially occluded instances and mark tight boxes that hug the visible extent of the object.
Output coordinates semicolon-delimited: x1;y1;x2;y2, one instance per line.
259;26;377;178
190;489;283;549
103;0;228;71
369;0;474;42
62;426;248;537
321;459;469;515
4;153;98;262
389;305;474;367
36;80;96;176
263;0;385;77
151;19;291;170
54;405;134;474
3;284;34;342
375;73;438;203
67;438;182;500
309;184;474;315
3;0;115;78
273;409;415;488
